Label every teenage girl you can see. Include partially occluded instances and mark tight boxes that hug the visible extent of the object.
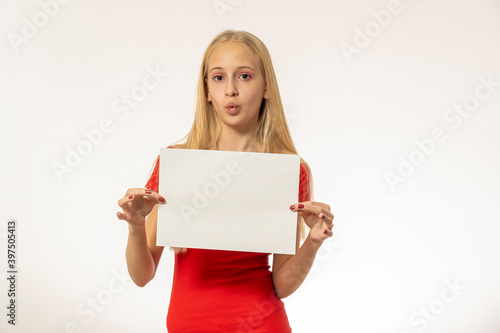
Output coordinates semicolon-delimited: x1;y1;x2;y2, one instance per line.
117;30;334;332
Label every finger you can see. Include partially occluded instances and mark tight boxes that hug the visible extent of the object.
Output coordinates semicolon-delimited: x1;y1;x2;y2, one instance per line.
117;194;135;208
309;201;331;212
143;190;167;204
319;208;334;220
292;202;334;220
124;188;154;196
122;188;161;199
308;202;334;220
117;211;132;221
290;202;320;214
320;212;334;229
118;188;166;207
323;227;333;238
312;202;334;219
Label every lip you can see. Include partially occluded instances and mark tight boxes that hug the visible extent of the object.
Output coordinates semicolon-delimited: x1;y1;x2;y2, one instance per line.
225;102;239;108
225;102;240;115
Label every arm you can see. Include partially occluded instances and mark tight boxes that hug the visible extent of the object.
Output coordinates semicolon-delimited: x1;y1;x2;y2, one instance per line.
117;188;166;287
125;206;164;287
272;202;334;298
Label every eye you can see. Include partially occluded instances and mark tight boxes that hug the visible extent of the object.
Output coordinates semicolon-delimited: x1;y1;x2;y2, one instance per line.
213;75;224;82
240;73;251;80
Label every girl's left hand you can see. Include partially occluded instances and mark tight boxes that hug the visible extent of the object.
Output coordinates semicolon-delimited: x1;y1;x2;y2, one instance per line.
290;201;334;243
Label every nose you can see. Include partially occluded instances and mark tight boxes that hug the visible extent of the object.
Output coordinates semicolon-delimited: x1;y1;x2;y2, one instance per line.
225;78;238;97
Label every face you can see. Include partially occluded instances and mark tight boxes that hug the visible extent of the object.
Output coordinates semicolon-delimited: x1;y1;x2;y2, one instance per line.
205;42;267;130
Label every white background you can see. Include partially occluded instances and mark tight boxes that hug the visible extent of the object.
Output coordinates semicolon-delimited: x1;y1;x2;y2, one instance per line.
1;0;499;332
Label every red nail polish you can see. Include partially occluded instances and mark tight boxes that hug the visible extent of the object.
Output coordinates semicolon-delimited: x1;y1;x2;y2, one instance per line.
145;189;152;194
298;204;304;209
290;205;295;210
159;197;166;203
128;195;133;199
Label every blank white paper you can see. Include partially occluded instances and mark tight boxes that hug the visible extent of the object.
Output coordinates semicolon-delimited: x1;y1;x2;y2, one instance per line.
156;148;300;254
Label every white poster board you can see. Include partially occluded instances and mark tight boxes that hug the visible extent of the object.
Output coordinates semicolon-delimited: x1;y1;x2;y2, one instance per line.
156;148;300;254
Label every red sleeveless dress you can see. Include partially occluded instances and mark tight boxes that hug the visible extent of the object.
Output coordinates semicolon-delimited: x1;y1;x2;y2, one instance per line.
145;147;311;332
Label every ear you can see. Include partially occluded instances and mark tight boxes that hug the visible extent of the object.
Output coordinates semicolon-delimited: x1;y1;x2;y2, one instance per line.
263;86;268;99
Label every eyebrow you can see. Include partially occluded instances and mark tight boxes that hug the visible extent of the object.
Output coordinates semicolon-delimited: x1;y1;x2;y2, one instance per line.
209;66;255;73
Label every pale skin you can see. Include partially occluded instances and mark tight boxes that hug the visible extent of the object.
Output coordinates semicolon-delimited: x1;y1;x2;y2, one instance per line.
117;41;335;298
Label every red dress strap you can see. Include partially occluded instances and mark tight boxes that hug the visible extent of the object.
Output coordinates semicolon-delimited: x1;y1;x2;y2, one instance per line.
298;162;311;202
144;145;174;192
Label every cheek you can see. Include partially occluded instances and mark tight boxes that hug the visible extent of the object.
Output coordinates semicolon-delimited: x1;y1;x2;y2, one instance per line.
206;84;221;103
242;86;263;102
250;84;266;99
250;91;266;107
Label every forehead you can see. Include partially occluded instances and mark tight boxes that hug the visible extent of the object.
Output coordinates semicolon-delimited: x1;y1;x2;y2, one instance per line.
208;41;259;70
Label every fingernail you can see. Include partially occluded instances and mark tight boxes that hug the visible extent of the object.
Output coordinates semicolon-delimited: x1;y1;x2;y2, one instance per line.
290;205;295;210
298;204;304;209
128;195;133;199
159;197;166;203
145;189;152;194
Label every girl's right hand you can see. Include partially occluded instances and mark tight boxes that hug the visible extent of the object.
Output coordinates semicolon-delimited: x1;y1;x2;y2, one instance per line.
116;188;166;229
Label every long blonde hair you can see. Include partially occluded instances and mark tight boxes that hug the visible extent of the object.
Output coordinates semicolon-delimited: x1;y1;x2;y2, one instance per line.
148;29;313;253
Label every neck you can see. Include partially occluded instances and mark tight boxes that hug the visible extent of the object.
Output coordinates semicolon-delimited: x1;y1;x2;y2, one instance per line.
216;123;263;152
